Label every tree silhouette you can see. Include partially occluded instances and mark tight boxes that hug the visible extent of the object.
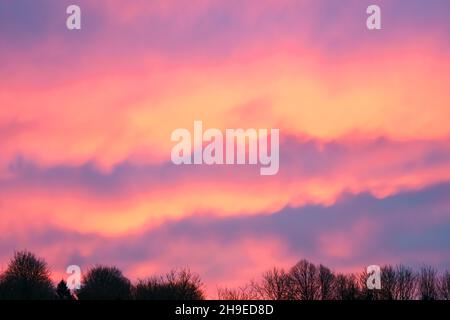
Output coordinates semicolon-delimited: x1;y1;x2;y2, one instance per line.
135;268;204;300
217;285;258;300
77;265;132;300
438;271;450;300
254;267;291;300
358;269;376;300
318;265;335;300
0;251;55;300
379;265;397;300
334;273;360;300
56;279;74;300
289;259;320;300
419;266;438;300
395;264;416;300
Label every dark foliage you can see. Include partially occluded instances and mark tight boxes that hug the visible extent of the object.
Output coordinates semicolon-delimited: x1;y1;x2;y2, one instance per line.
56;279;74;300
0;251;55;300
134;269;204;300
77;265;132;300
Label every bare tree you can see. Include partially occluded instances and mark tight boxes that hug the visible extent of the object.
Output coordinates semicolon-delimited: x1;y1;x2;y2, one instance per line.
357;269;377;300
438;271;450;300
318;265;335;300
335;273;360;300
165;268;205;300
419;266;438;300
395;264;416;300
254;267;291;300
289;260;320;300
379;265;396;300
135;268;205;300
217;284;258;300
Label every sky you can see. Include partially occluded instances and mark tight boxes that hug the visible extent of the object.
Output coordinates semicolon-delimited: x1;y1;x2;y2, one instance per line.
0;0;450;297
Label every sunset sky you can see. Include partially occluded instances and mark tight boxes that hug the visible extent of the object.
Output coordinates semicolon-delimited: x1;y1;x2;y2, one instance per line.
1;0;450;296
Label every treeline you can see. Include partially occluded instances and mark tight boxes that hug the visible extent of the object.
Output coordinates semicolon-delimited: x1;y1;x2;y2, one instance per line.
1;251;450;300
218;260;450;300
0;251;204;300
